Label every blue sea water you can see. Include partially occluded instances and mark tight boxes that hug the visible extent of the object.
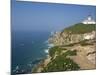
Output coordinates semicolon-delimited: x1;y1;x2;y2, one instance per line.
11;30;50;74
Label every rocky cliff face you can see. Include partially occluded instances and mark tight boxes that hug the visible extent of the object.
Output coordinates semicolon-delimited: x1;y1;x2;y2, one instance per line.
49;31;96;46
33;24;96;72
48;24;96;70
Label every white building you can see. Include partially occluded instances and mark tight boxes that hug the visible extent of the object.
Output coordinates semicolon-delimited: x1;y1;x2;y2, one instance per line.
82;15;96;24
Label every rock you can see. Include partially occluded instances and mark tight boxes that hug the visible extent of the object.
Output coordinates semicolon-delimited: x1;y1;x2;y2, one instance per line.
49;30;96;46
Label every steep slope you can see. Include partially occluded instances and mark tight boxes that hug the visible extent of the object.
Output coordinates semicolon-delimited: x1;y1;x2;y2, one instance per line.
62;23;96;34
33;23;96;72
49;23;96;46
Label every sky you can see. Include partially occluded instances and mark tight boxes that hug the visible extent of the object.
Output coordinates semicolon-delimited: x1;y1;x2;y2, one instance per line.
11;0;96;31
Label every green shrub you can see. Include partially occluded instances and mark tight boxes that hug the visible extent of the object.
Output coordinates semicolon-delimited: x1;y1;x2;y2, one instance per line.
78;40;94;46
63;50;77;57
42;55;80;72
49;46;65;57
49;46;59;57
63;23;96;34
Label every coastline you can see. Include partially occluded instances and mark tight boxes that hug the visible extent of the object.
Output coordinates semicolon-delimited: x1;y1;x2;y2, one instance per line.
32;22;96;73
32;28;96;72
44;43;54;53
32;35;55;73
12;31;51;74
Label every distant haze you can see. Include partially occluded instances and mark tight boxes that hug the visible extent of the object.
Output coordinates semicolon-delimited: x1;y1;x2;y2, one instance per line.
11;0;96;31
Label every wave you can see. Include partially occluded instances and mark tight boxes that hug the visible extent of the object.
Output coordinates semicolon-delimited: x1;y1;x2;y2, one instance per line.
44;43;54;54
44;49;49;53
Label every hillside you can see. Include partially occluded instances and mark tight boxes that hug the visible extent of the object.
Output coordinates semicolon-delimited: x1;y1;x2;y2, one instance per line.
48;23;96;46
62;23;96;34
32;23;96;73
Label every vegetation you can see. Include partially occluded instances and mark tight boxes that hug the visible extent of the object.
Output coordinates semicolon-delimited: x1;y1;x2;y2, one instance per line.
42;46;79;72
38;23;96;72
80;41;94;46
49;46;59;57
60;43;77;47
60;39;94;47
33;23;96;73
42;55;80;72
63;23;96;34
78;39;94;46
63;50;77;56
49;46;66;57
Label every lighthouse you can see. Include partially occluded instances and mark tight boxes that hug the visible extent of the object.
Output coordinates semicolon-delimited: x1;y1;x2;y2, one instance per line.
82;15;96;24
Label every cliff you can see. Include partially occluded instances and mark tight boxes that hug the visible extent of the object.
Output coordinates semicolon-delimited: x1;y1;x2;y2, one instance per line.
49;23;96;46
33;23;96;72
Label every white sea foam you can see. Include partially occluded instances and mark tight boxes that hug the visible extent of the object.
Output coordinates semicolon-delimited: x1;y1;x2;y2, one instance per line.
44;49;49;53
48;44;54;48
44;43;54;54
16;66;19;70
44;32;54;54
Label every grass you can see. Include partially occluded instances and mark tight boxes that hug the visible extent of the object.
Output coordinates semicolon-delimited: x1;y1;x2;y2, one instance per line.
60;39;94;47
80;42;94;46
49;46;66;57
42;55;80;72
49;46;60;57
63;23;96;34
60;43;76;47
79;39;94;46
63;50;77;56
42;47;79;72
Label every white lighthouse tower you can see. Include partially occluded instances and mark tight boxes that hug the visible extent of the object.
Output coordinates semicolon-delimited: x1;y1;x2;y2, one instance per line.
82;15;96;24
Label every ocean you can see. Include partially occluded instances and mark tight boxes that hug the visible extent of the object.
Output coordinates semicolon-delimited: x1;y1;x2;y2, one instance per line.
11;30;51;74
